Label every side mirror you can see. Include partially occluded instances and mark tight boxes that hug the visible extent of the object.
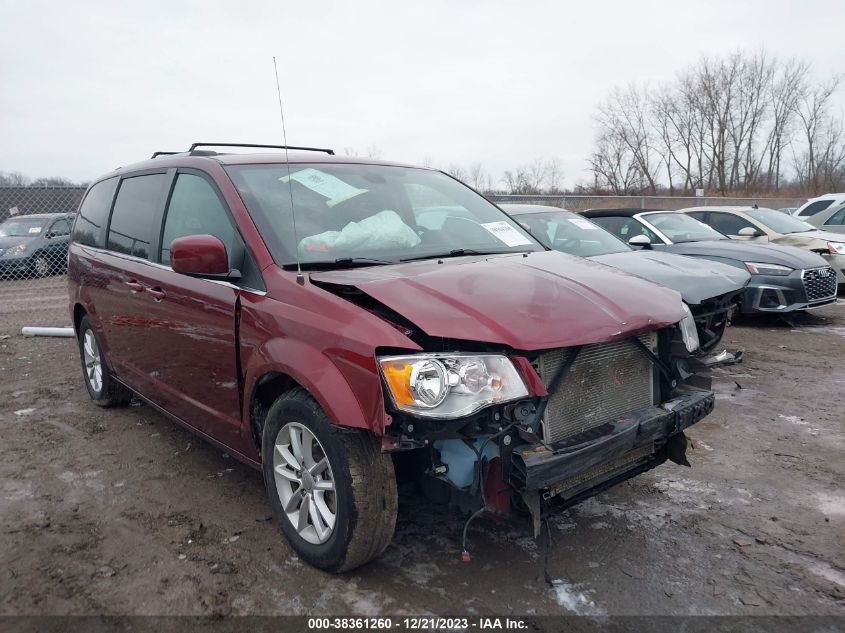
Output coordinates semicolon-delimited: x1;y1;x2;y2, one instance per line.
170;234;240;279
628;234;652;249
738;227;761;237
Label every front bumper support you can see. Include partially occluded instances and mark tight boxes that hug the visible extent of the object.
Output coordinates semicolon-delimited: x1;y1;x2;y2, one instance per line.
510;389;714;494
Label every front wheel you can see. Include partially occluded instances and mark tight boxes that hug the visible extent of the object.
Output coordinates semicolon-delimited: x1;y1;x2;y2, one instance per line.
32;254;51;277
262;389;397;572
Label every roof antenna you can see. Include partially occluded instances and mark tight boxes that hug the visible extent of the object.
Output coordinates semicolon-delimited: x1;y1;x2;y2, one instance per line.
273;56;304;284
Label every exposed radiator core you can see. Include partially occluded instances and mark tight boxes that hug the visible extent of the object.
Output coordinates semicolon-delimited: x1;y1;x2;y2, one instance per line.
536;332;657;444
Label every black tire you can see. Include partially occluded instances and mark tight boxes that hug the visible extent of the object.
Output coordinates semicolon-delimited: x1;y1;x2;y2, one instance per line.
262;388;398;572
77;315;133;407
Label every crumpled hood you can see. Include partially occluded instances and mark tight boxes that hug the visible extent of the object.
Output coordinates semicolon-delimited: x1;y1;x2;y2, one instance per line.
591;251;750;305
310;251;685;351
773;230;843;251
664;239;829;268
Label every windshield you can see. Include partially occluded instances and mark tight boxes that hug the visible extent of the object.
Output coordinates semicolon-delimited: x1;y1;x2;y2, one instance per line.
646;213;727;243
745;207;815;234
515;210;630;256
226;163;543;266
0;218;46;237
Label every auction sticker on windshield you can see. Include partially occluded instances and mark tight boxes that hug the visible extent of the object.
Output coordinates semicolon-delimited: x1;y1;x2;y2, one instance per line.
281;168;369;207
569;218;598;230
481;221;533;247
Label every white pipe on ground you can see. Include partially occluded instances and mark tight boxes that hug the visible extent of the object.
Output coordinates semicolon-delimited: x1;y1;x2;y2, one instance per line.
21;327;75;338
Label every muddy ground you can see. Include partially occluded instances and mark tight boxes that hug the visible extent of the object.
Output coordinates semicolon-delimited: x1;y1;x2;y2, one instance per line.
1;277;844;617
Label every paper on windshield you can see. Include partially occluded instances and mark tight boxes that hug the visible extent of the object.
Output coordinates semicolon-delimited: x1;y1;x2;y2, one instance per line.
568;218;598;230
28;227;41;234
281;168;368;208
481;221;533;247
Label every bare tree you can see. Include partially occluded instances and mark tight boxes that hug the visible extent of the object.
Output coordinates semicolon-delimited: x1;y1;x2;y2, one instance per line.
588;49;843;196
468;163;492;193
0;171;30;186
793;76;841;193
501;158;564;194
594;85;660;194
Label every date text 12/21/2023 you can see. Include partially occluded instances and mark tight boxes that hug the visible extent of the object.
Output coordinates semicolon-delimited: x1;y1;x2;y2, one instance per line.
307;617;529;630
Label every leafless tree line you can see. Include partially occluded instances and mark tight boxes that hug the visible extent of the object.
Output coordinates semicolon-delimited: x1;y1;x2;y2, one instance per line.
0;171;86;187
589;50;845;196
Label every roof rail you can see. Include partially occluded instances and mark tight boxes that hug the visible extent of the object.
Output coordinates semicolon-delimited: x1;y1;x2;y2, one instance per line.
188;142;335;155
150;151;181;158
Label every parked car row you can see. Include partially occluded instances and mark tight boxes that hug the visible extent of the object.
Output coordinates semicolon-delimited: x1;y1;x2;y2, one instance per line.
65;145;840;572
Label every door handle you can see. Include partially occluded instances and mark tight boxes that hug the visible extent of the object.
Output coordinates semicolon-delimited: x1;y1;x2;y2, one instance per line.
148;287;166;301
124;280;145;293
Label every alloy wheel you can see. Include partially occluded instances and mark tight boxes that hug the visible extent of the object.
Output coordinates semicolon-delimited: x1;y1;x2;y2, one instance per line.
82;329;103;393
273;422;337;545
34;256;50;277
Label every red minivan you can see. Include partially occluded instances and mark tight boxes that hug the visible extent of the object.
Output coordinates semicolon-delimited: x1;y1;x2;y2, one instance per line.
69;144;715;572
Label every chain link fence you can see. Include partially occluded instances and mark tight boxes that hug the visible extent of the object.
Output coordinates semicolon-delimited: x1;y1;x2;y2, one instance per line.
0;186;86;333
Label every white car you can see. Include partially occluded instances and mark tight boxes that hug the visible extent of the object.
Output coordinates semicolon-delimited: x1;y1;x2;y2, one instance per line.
792;193;845;218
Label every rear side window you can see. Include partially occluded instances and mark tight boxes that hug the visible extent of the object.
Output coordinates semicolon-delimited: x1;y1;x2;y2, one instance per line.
160;174;236;265
72;178;118;248
107;174;167;259
798;200;834;216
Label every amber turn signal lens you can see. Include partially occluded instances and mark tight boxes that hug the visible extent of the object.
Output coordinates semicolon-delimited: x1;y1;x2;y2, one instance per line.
380;360;414;406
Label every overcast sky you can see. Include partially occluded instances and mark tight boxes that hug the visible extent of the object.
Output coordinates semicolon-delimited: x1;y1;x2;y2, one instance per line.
1;0;843;187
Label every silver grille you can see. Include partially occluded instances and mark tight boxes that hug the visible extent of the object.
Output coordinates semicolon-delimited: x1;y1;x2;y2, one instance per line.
536;332;657;444
802;266;837;302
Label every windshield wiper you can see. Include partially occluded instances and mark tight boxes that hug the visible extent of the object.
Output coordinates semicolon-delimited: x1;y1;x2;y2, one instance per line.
333;256;395;265
400;249;527;262
285;257;395;271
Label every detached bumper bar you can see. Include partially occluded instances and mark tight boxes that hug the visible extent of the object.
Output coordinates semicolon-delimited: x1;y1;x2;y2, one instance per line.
510;389;714;494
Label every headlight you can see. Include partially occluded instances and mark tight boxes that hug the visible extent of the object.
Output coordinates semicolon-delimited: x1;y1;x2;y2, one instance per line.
2;244;27;257
679;303;700;353
378;354;529;419
828;242;845;255
744;261;792;276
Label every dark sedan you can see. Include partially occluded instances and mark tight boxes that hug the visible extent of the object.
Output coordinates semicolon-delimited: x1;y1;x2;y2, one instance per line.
581;208;838;314
0;213;75;278
502;205;750;353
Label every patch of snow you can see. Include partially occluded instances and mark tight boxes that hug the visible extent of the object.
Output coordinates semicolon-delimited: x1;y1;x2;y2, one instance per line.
816;491;845;517
13;408;35;416
549;580;605;615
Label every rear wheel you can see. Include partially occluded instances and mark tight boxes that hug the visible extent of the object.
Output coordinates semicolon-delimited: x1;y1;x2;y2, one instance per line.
262;388;397;572
78;315;132;407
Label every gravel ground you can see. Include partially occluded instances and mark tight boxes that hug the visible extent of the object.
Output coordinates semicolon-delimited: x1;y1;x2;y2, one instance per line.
0;278;844;617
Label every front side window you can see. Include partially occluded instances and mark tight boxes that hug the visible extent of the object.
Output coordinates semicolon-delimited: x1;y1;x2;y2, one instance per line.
516;211;630;256
107;174;168;259
49;218;72;237
825;207;845;226
73;178;118;248
161;173;236;266
225;163;542;267
645;213;727;243
0;217;47;237
745;208;814;235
